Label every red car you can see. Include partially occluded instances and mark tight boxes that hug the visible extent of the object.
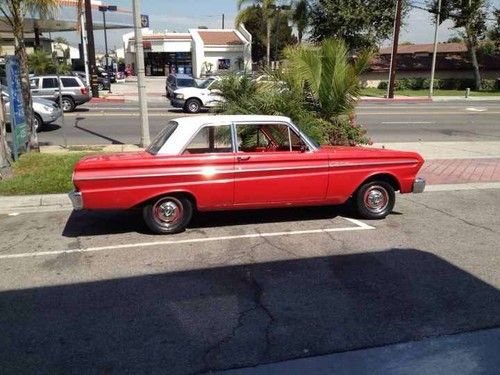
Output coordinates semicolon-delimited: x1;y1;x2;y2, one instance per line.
69;115;425;234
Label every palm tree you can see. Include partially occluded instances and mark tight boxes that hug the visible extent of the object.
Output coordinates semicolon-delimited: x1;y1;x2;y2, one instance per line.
236;0;277;66
280;38;373;121
0;0;59;151
292;0;309;44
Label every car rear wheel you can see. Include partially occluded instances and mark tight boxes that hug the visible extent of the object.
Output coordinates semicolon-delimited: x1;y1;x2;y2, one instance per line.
33;113;43;132
61;97;75;112
184;98;202;113
143;195;193;234
354;181;395;219
98;82;104;90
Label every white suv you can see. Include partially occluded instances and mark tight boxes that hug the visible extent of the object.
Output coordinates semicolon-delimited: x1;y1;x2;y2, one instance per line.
170;78;223;113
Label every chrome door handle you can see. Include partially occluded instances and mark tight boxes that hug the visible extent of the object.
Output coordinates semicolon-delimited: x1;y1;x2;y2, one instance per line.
237;155;250;161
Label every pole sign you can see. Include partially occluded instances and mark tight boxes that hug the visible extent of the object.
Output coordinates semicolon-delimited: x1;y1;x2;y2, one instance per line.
140;14;149;28
6;56;29;159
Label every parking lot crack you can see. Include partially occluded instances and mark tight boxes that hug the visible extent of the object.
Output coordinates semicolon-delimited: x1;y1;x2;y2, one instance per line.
405;196;498;234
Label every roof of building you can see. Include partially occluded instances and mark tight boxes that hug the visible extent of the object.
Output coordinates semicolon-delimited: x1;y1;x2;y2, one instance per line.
197;30;244;45
379;42;468;55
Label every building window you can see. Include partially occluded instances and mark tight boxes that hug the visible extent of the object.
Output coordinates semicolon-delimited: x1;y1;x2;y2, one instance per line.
218;59;230;70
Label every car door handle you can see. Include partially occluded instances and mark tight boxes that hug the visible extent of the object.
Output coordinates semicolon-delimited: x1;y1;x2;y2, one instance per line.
237;155;250;161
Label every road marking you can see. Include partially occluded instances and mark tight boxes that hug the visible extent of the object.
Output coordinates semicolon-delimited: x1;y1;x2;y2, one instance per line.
381;121;435;124
7;213;19;216
0;217;374;260
465;107;487;112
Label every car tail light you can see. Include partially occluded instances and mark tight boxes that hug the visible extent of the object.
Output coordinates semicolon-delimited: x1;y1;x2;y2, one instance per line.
81;87;89;95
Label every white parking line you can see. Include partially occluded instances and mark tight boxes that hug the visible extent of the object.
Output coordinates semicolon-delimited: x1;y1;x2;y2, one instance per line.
0;217;374;260
381;121;435;124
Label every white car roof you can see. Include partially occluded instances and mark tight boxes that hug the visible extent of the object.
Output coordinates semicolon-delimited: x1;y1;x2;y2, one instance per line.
159;115;293;155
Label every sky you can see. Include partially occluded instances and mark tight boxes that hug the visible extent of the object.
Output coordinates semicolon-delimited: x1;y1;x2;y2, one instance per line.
56;0;500;52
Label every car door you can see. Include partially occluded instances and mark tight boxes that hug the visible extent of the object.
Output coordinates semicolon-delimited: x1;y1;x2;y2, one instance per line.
174;123;235;209
39;77;58;101
233;122;329;205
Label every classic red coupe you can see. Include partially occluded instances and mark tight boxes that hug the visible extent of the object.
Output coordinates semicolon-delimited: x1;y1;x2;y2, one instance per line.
69;115;425;234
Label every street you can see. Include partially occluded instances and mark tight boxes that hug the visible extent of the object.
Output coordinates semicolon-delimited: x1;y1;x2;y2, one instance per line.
35;100;500;146
0;188;499;373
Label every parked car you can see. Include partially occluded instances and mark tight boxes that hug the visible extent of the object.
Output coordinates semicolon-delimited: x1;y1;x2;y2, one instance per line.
3;94;62;132
72;71;110;91
165;74;200;98
97;67;116;83
30;75;91;112
170;78;222;113
69;115;425;234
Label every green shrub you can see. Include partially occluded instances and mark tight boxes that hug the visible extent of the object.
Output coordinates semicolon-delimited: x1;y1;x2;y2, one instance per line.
480;79;497;91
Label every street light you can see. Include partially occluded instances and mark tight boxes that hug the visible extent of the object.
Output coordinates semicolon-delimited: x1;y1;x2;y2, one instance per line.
98;5;117;93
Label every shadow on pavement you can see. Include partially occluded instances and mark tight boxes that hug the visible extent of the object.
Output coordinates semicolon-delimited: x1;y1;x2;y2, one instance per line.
0;249;499;374
62;205;350;237
41;123;61;132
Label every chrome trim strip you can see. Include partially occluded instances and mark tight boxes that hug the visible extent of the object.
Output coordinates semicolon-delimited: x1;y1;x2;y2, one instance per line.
329;159;419;168
74;159;417;182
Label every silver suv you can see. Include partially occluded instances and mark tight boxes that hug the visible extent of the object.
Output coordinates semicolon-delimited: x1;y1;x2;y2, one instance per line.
30;75;91;112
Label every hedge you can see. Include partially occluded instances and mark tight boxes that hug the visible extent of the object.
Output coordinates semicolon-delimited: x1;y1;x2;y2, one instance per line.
377;78;500;90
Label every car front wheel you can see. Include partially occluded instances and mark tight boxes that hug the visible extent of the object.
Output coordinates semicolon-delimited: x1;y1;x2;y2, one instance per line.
33;113;43;132
143;195;193;234
354;181;395;219
184;98;202;113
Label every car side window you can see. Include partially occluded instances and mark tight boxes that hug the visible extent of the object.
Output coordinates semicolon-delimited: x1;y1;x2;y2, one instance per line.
184;125;233;154
61;78;79;87
236;123;304;152
42;78;58;89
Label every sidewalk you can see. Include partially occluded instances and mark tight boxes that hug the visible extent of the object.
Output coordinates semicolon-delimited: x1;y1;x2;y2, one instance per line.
1;141;499;213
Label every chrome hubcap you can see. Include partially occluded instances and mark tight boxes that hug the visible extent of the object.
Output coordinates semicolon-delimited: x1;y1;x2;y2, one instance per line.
62;100;71;111
153;198;183;227
188;102;198;111
364;186;389;213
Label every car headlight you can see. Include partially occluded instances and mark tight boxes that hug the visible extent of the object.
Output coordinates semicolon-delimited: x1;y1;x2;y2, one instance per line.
41;105;54;112
175;93;184;100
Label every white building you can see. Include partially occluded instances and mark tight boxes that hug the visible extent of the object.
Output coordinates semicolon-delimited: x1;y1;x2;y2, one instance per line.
123;26;252;78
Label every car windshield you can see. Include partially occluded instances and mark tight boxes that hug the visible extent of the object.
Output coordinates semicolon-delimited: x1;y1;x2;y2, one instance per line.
177;78;196;87
196;79;215;89
147;121;178;155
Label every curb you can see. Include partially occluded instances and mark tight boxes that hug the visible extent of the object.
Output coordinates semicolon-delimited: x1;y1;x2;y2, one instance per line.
90;97;125;103
360;97;432;103
2;182;500;214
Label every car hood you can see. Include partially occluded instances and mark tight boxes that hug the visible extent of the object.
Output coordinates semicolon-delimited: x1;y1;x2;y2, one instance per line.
174;87;210;96
319;145;424;164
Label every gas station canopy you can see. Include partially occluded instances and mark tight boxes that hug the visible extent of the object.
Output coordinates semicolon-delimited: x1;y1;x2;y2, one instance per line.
0;0;134;33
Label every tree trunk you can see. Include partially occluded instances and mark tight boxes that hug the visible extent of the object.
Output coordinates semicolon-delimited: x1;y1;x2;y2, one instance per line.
0;97;12;179
466;35;482;91
266;17;271;67
13;23;39;152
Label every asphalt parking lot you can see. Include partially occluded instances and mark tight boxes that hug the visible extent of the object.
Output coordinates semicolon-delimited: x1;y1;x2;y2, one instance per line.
0;188;499;374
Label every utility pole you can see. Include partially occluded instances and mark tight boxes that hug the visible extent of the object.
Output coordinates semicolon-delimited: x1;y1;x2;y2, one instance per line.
222;13;225;29
387;0;403;99
84;0;99;98
80;12;90;88
132;0;150;147
429;0;442;97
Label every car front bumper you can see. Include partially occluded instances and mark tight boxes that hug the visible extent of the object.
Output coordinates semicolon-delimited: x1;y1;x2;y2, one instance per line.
40;108;63;123
413;177;426;193
170;98;186;108
68;190;83;210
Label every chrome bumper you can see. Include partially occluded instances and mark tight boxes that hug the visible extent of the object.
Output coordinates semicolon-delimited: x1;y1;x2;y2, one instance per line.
413;177;426;193
68;190;83;210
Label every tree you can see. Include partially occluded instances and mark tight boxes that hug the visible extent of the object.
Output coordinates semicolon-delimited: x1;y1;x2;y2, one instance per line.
0;0;59;151
237;0;277;66
309;0;407;51
28;49;54;75
488;8;499;46
430;0;489;90
217;38;373;146
292;0;310;43
236;5;296;63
